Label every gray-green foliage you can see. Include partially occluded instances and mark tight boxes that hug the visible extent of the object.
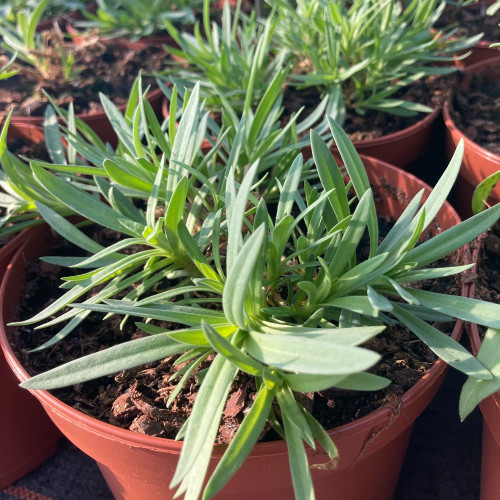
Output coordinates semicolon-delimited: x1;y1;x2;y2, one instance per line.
162;0;288;112
12;88;500;499
78;0;199;41
272;0;483;120
0;0;79;82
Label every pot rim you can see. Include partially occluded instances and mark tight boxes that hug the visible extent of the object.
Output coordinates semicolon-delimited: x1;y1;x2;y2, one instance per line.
0;156;465;457
349;106;440;149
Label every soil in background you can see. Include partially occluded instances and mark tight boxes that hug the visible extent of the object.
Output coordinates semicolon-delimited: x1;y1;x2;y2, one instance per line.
283;76;448;142
0;38;167;120
448;67;500;156
472;221;500;304
436;3;500;44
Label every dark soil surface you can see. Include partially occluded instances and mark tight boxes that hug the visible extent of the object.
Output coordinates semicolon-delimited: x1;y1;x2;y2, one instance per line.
472;221;500;304
7;137;50;163
436;2;500;44
0;36;167;120
284;76;448;141
448;67;500;156
9;211;465;445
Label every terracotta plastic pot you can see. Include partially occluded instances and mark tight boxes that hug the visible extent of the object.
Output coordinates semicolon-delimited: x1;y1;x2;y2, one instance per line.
456;42;500;68
0;225;60;489
443;58;500;219
0;157;465;499
467;238;500;500
332;107;441;168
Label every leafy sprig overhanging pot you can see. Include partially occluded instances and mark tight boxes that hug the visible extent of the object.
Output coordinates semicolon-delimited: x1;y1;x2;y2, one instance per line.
459;181;500;500
6;86;500;499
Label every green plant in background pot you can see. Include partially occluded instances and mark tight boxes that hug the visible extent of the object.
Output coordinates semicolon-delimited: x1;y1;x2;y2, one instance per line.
78;0;199;41
272;0;482;121
4;80;500;499
162;0;289;113
0;0;85;23
459;173;500;500
0;0;82;83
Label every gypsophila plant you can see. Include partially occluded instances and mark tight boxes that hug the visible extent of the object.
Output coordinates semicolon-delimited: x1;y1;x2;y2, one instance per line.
162;0;289;113
15;92;500;499
78;0;198;41
272;0;483;121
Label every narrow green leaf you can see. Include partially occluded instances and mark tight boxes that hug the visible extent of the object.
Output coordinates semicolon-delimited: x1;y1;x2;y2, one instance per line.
246;330;381;375
391;304;492;379
31;165;130;234
21;332;189;390
171;355;237;500
459;328;500;420
471;170;500;215
223;224;266;329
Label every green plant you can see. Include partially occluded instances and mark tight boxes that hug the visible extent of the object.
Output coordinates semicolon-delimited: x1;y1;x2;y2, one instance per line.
12;89;500;499
272;0;483;121
162;0;289;113
158;63;332;191
0;0;80;82
78;0;198;41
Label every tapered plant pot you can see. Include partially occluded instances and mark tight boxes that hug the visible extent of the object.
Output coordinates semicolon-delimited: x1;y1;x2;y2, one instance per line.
443;58;500;219
332;107;441;168
0;224;60;489
0;157;465;500
467;235;500;500
456;42;500;68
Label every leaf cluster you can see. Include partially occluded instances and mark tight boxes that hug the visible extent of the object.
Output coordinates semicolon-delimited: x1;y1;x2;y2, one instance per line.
78;0;199;41
270;0;483;119
162;0;288;113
